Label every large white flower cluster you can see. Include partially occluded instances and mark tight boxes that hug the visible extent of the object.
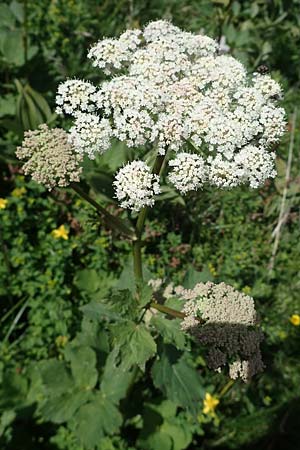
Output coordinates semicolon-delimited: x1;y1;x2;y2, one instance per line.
168;152;206;193
68;113;112;159
113;161;161;211
56;20;285;210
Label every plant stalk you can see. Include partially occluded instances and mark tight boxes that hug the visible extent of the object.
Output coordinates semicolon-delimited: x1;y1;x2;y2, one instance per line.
132;153;166;289
71;183;135;238
150;301;185;319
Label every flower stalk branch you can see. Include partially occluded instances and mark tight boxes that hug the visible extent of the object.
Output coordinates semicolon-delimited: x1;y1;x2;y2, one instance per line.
71;183;135;238
133;153;166;288
150;301;185;319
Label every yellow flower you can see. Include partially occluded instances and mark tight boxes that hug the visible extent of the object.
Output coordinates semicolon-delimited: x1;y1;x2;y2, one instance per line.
263;396;272;406
55;335;68;348
95;237;109;248
208;262;217;277
242;286;251;295
289;314;300;326
11;187;26;197
203;392;220;415
51;224;69;240
278;330;287;340
0;198;8;209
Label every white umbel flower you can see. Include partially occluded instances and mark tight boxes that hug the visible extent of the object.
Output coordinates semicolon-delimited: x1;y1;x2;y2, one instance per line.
143;20;181;42
208;155;241;188
259;105;286;146
253;74;282;99
87;30;142;74
113;109;155;147
56;20;285;187
55;79;96;115
168;152;207;194
113;161;161;211
68;113;112;159
234;146;276;188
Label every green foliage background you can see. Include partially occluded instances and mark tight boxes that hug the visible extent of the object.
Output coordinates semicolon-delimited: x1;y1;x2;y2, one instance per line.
1;0;300;449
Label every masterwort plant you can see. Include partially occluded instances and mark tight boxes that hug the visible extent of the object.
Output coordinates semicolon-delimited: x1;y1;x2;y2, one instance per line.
15;19;286;447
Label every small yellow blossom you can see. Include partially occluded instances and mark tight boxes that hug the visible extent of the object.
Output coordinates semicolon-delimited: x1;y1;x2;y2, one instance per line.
51;224;69;240
203;393;220;415
208;262;217;277
263;396;272;406
278;330;287;340
55;335;68;348
95;237;109;248
289;314;300;326
47;279;57;288
11;187;27;197
242;286;251;295
147;255;156;267
0;198;8;209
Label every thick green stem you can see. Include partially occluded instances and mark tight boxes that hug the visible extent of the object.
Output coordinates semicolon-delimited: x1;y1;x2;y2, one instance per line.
150;301;206;324
132;153;167;290
71;183;135;238
133;239;143;284
150;302;185;319
135;207;148;238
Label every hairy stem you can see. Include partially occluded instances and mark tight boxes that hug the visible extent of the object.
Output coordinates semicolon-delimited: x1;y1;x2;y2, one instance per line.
71;183;135;238
132;153;166;289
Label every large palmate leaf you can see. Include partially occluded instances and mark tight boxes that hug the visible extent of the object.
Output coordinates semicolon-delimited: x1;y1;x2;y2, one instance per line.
82;286;149;322
39;390;90;424
112;321;157;371
37;359;91;424
38;359;73;396
73;393;122;448
100;349;132;403
81;300;125;323
75;316;110;352
138;400;193;450
151;315;186;350
0;369;28;410
152;345;204;415
65;345;98;390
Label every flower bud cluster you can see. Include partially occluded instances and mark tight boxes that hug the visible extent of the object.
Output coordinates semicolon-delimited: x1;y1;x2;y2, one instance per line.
174;281;264;382
16;125;82;190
